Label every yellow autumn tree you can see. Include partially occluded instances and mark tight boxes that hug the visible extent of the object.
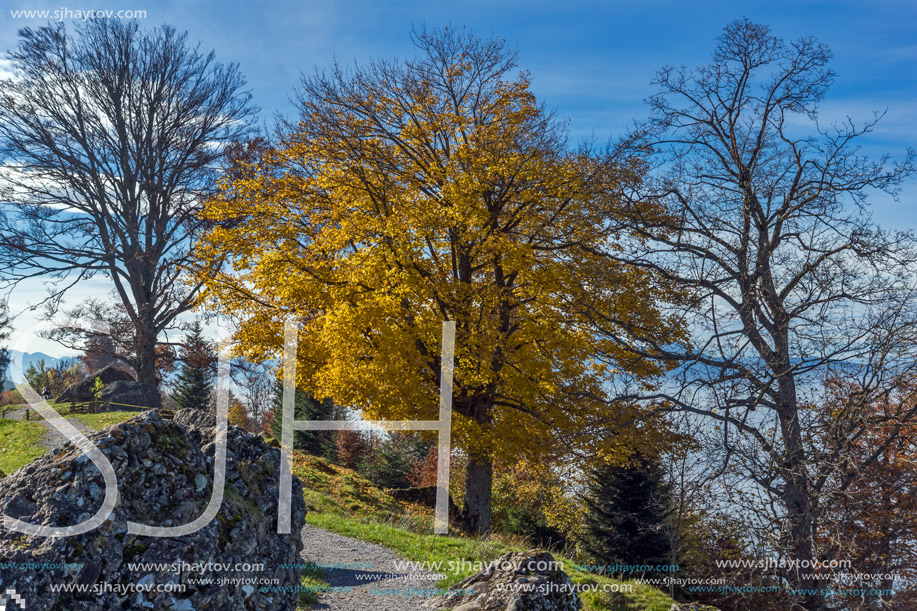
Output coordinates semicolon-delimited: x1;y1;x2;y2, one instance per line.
195;26;682;533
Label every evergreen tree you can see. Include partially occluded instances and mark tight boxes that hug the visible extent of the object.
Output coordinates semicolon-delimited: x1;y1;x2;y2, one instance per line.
362;433;432;489
270;383;337;459
172;323;216;410
582;452;673;574
23;359;49;394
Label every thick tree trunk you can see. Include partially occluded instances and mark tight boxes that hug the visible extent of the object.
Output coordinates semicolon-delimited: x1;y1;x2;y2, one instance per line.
455;389;496;536
463;455;493;535
776;375;824;610
135;325;159;386
783;467;823;610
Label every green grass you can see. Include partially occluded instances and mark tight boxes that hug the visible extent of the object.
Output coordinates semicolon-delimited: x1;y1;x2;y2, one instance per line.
305;511;673;611
569;568;677;611
3;403;141;432
298;565;329;609
0;418;47;475
71;411;140;430
4;400;69;412
292;452;404;517
290;449;676;611
3;401;108;418
307;510;514;584
0;407;140;476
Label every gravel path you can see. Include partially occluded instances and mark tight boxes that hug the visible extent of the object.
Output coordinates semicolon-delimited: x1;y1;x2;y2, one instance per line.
41;417;94;451
0;406;95;451
301;524;446;610
1;407;29;420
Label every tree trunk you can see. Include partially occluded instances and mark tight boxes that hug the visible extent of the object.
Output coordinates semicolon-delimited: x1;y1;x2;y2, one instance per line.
783;467;823;610
464;455;493;535
135;325;159;386
776;375;823;610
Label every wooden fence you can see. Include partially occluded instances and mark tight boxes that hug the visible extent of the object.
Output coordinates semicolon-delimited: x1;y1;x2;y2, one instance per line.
1;399;152;420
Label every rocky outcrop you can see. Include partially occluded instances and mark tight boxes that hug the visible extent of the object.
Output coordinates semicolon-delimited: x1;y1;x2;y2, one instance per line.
670;604;722;611
99;380;162;410
423;550;582;611
0;408;306;610
54;365;135;403
174;407;216;430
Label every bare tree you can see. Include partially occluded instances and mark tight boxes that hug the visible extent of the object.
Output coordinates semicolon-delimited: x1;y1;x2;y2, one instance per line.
0;19;256;384
42;297;174;379
594;19;916;610
234;360;275;431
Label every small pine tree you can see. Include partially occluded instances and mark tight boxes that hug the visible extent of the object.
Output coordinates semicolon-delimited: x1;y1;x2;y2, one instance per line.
582;452;674;575
269;383;337;459
23;359;49;394
172;323;216;410
362;433;432;489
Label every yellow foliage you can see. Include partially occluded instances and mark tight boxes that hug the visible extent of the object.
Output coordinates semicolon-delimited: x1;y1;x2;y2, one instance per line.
493;458;584;540
228;400;250;429
194;30;683;475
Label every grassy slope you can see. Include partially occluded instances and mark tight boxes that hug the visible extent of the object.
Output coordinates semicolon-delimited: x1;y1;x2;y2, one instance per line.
0;406;140;474
292;452;676;611
0;419;46;474
0;416;674;610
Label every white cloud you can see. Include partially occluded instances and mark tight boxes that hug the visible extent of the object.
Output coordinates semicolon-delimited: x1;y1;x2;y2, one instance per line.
0;57;14;81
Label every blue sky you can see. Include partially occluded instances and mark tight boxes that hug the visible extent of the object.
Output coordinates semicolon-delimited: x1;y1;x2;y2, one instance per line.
1;0;915;353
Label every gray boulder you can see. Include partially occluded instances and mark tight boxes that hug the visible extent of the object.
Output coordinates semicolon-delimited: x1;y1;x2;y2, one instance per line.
55;365;135;403
99;380;162;410
0;409;307;610
174;407;216;430
423;550;582;611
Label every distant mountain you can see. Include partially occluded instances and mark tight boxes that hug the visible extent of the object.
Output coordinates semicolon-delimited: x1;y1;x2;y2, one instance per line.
4;350;80;388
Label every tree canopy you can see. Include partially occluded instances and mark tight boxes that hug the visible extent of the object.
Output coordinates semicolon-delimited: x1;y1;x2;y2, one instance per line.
195;26;682;533
0;19;256;384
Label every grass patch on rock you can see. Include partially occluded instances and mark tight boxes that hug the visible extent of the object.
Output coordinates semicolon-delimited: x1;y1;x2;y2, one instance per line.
71;411;140;430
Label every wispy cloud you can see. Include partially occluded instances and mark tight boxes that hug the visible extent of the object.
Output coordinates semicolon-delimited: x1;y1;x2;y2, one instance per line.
879;44;917;63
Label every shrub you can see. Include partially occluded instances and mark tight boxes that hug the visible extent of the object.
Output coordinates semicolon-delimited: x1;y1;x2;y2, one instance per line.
0;389;23;407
